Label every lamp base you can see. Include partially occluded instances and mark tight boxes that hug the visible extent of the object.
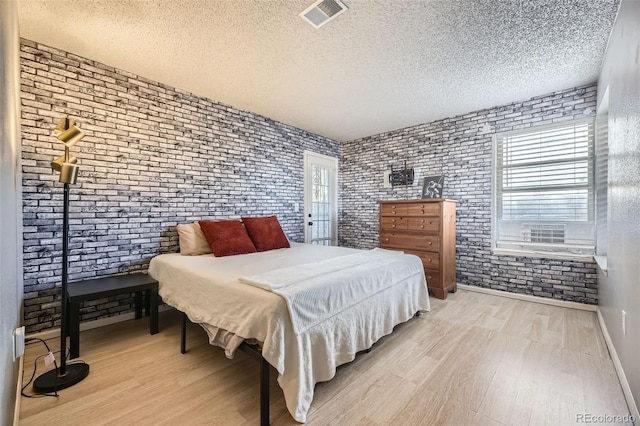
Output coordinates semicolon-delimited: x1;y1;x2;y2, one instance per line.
33;363;89;393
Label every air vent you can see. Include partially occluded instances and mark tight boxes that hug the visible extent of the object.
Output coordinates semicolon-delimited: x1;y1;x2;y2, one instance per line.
300;0;348;29
522;224;566;244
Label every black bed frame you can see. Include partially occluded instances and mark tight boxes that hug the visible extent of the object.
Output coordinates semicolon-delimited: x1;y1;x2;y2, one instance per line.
180;311;421;425
180;312;271;426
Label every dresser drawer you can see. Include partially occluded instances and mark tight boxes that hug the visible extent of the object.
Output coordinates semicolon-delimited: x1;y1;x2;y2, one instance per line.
380;204;408;216
407;217;439;232
380;232;440;251
380;217;407;230
405;250;440;269
406;203;440;216
423;268;441;287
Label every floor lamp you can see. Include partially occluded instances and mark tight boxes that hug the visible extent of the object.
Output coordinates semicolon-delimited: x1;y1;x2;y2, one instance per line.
33;117;90;392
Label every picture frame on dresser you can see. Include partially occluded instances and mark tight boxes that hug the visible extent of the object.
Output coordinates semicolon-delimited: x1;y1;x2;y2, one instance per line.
422;175;444;199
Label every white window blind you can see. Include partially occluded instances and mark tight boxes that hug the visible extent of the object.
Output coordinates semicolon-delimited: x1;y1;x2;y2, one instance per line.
595;113;608;256
494;120;595;257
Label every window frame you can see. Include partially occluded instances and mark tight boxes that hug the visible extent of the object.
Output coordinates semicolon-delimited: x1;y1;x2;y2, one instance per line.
491;119;596;261
595;88;609;258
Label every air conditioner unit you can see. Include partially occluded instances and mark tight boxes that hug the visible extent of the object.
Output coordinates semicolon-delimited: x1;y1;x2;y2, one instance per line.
522;224;566;244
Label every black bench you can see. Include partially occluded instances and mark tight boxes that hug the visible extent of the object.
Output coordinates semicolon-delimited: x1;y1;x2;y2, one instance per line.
67;273;159;358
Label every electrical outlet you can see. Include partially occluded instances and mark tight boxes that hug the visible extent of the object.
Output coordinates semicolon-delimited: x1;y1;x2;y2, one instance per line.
622;310;627;336
12;326;25;361
383;170;392;188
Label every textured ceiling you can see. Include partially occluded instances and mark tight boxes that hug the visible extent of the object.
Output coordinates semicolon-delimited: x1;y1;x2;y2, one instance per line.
17;0;619;142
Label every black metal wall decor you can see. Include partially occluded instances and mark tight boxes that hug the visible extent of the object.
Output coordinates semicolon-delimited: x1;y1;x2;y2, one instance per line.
389;161;414;187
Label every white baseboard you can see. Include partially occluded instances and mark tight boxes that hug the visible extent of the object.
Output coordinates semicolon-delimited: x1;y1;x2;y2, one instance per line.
13;355;23;426
596;308;639;423
26;305;172;341
457;284;597;312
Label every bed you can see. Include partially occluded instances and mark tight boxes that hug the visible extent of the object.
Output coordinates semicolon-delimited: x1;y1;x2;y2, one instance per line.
148;242;430;423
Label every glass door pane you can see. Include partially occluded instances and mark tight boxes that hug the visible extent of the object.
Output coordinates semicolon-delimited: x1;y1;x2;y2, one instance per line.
304;151;337;245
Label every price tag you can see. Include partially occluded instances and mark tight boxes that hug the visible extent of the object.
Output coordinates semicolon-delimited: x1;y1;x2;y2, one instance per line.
44;352;55;367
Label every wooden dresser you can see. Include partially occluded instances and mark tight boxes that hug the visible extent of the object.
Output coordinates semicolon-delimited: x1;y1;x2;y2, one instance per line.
378;199;457;299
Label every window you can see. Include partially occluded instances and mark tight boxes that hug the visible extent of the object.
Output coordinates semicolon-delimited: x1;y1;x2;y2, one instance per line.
493;120;595;258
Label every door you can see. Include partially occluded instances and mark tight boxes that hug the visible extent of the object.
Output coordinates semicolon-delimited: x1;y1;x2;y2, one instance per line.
304;151;338;245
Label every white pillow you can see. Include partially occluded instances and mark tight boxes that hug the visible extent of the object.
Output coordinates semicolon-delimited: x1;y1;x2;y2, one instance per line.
176;222;212;256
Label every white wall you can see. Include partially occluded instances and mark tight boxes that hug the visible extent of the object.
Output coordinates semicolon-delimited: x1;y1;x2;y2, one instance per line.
0;0;23;424
597;0;640;418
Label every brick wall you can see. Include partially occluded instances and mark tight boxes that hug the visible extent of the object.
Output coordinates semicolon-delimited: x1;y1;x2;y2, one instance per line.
20;39;340;332
341;85;598;304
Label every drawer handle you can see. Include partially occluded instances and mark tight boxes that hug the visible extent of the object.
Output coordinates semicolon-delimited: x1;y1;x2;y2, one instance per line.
420;225;424;229
428;241;432;245
384;238;389;242
392;205;396;208
427;258;432;262
392;224;396;228
427;275;432;280
421;219;424;223
421;210;424;214
421;205;425;208
392;211;396;215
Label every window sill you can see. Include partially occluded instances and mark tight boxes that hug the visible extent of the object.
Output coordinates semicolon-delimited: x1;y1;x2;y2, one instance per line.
492;248;595;263
594;255;608;276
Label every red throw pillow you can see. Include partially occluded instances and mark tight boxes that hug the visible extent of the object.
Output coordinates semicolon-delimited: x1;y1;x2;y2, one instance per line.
242;216;290;252
198;220;257;257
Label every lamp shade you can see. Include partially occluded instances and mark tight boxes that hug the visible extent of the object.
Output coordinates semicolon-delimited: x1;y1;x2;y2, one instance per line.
51;154;77;172
53;117;73;135
53;117;86;147
57;126;85;147
59;162;80;184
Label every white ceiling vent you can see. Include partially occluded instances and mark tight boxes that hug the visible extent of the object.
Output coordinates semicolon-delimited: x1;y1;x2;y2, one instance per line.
300;0;348;29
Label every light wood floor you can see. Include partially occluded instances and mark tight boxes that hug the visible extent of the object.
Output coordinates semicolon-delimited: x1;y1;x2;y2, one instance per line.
20;289;632;425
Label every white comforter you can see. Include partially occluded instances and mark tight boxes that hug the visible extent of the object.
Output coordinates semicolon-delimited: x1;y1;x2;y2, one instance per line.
148;243;430;423
240;248;414;335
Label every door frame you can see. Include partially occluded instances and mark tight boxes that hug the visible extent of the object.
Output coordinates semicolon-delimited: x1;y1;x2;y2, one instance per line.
303;150;338;245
